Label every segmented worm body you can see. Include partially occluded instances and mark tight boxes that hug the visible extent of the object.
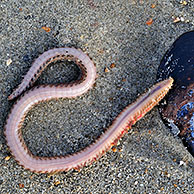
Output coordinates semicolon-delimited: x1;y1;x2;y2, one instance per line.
4;48;173;173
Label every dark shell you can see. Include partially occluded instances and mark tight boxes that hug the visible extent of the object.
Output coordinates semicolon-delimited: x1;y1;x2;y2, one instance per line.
157;31;194;157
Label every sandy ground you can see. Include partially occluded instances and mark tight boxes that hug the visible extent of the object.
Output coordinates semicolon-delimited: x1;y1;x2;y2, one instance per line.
0;0;194;193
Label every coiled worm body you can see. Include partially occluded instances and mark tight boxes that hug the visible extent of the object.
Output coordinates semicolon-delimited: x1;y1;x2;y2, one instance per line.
4;48;173;173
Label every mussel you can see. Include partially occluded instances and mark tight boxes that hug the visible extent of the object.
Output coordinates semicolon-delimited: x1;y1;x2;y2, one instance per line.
157;31;194;157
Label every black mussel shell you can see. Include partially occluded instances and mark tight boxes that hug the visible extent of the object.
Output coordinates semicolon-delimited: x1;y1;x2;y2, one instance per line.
157;31;194;157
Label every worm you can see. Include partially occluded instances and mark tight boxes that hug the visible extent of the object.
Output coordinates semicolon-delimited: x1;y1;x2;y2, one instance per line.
4;47;173;173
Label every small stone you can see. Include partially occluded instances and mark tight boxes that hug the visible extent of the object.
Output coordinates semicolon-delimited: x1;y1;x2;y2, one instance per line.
104;67;110;72
146;18;153;26
180;0;188;5
5;156;11;161
173;17;181;23
110;63;116;68
112;147;117;152
6;58;12;66
180;17;185;22
134;181;138;185
54;180;61;186
41;26;51;32
179;160;186;166
19;183;24;189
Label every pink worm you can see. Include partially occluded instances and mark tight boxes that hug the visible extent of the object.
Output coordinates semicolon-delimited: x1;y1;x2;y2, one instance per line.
4;47;173;173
